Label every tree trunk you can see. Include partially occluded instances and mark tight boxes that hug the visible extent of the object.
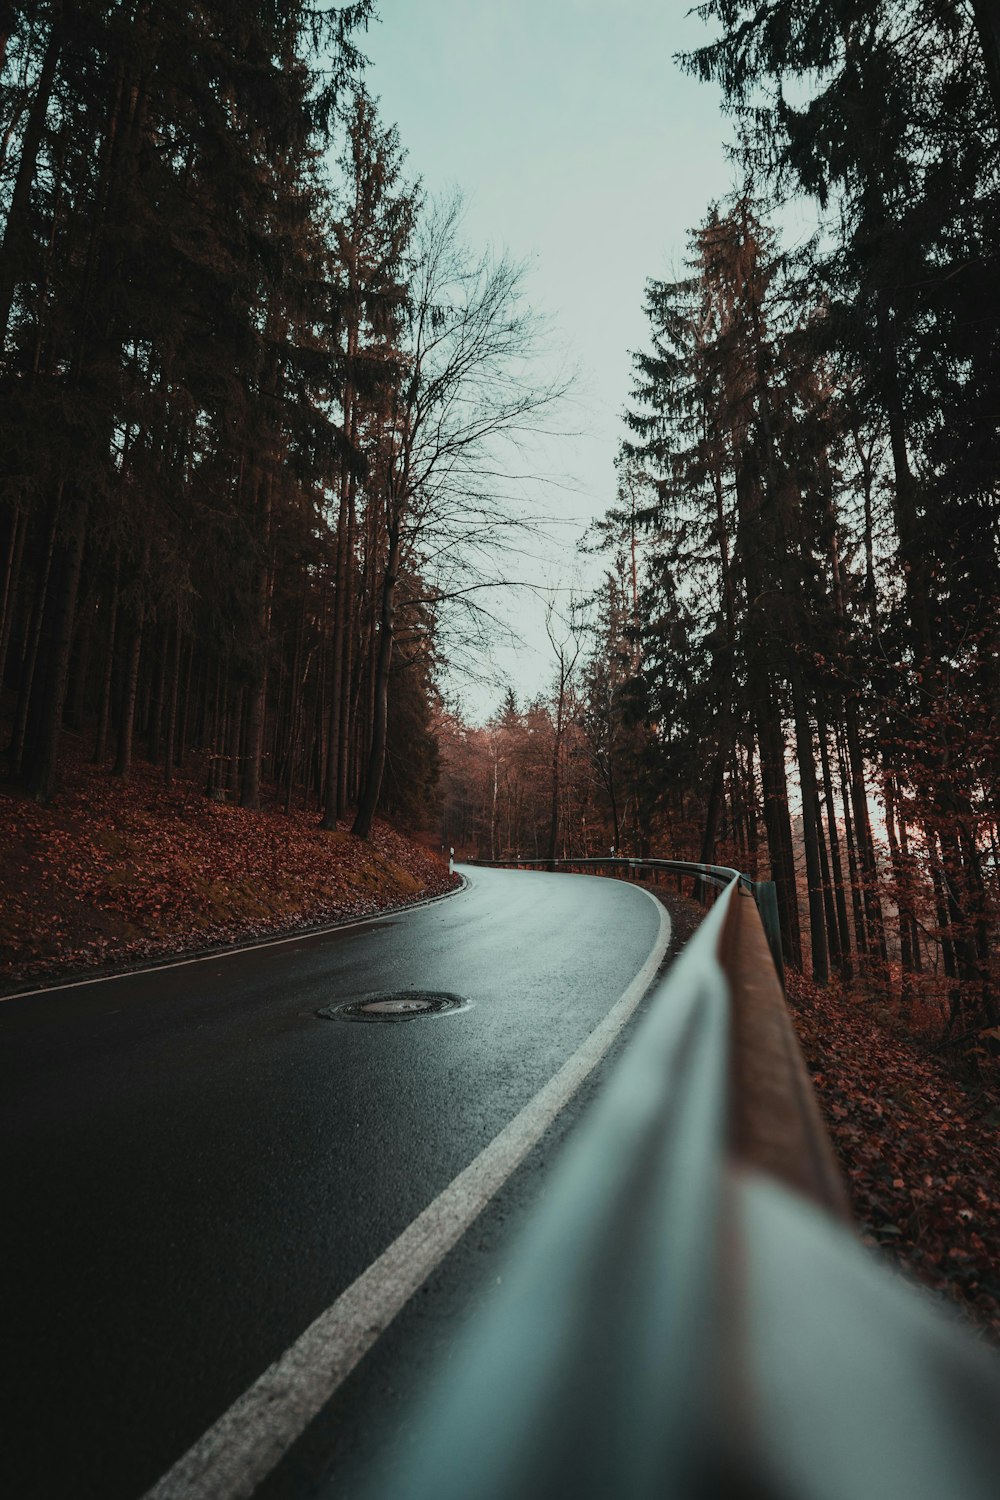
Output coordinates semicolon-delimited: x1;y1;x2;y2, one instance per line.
791;678;828;984
896;806;922;974
546;709;563;866
114;615;143;779
337;486;358;817
884;770;917;994
67;576;95;730
818;718;852;976
9;497;58;772
93;563;119;764
178;637;193;768
608;775;621;853
845;695;888;967
926;827;960;1028
352;512;401;840
877;301;933;659
756;702;802;970
954;818;995;1024
971;0;1000;127
815;788;843;980
23;496;88;799
205;660;224;798
696;748;726;902
146;622;166;764
0;501;25;685
241;662;267;809
836;724;867;956
242;475;273;809
322;504;349;828
163;613;181;786
226;686;244;798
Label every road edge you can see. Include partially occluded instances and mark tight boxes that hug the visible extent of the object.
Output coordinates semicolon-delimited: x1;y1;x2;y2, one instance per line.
0;876;468;1004
140;879;671;1500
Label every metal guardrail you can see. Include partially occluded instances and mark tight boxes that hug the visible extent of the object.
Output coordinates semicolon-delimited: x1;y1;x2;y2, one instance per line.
466;855;785;984
365;858;1000;1499
466;853;742;885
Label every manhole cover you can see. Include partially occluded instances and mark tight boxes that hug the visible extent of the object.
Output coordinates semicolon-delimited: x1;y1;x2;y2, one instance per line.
317;991;469;1023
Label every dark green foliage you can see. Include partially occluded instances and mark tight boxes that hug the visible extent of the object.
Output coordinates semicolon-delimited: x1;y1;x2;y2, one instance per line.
0;1;435;819
578;0;1000;1023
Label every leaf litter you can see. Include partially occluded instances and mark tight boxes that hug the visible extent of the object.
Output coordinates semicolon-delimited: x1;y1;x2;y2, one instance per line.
0;749;457;993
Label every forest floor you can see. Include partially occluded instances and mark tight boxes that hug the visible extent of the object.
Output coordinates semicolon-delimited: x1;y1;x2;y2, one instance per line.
0;744;457;996
642;882;1000;1347
787;970;1000;1348
5;804;998;1346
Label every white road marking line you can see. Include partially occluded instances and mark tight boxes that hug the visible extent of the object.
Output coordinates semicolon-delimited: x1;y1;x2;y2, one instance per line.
0;882;467;1004
142;885;671;1500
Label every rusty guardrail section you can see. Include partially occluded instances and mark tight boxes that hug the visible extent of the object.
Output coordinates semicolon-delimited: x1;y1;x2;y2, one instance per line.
367;859;1000;1500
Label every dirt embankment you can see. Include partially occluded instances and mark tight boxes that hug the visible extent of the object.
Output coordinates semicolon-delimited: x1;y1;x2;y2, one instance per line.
1;752;458;995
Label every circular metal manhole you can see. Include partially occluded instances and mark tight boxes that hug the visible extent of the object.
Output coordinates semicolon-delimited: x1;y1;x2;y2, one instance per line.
316;991;469;1023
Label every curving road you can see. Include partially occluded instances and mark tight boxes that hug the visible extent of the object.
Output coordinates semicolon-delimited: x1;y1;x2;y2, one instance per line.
1;867;670;1499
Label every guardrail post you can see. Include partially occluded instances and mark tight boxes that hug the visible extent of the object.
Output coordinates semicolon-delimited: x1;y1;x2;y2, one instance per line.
752;879;784;987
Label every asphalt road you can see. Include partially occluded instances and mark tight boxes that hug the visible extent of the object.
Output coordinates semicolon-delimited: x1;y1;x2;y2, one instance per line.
2;866;669;1500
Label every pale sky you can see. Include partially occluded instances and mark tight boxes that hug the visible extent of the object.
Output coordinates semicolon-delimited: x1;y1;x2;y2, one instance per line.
359;2;736;717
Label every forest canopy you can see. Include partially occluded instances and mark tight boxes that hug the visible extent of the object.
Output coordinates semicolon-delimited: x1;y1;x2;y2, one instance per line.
4;1;1000;1042
439;0;1000;1042
0;1;558;838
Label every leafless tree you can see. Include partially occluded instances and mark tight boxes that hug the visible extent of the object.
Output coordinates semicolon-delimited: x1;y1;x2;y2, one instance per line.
544;595;582;864
352;193;570;837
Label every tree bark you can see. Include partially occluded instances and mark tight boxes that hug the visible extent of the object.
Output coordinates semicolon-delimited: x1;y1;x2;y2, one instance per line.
113;615;143;779
971;0;1000;128
9;496;58;772
92;563;119;764
163;613;181;786
146;622;166;764
818;718;852;975
896;803;922;974
24;502;88;799
337;485;358;817
791;677;828;983
815;784;843;980
884;770;917;992
836;724;867;955
352;511;401;840
845;695;888;967
0;501;25;685
322;495;349;828
757;701;802;970
546;704;563;866
178;637;193;768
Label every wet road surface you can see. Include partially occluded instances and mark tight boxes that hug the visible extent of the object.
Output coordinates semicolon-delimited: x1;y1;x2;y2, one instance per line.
2;867;668;1499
